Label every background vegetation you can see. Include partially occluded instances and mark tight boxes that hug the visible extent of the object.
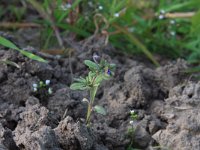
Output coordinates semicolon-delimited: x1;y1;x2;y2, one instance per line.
0;0;200;66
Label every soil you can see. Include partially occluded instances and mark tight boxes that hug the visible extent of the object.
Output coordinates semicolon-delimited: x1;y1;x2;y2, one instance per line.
0;32;199;150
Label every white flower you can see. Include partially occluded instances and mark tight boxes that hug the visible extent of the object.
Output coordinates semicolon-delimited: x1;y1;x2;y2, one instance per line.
130;120;134;125
114;13;120;18
60;5;67;11
66;4;71;9
160;10;165;14
98;6;103;10
60;3;71;11
33;87;37;92
45;80;50;85
128;27;135;33
33;83;37;88
170;31;176;36
130;110;135;114
48;88;53;94
158;15;164;20
170;20;175;25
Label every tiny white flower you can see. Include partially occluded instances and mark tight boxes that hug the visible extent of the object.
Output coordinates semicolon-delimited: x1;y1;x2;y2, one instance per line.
158;15;164;20
45;80;50;85
60;4;67;11
160;9;165;14
60;3;71;11
98;6;103;10
48;88;53;94
128;27;135;33
33;83;37;88
170;31;176;36
33;87;37;92
114;13;120;18
170;20;175;25
130;120;134;125
66;4;71;9
130;110;135;114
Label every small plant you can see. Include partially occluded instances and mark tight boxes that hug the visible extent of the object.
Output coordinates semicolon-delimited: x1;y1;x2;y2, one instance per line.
127;110;138;150
32;80;52;105
70;55;116;126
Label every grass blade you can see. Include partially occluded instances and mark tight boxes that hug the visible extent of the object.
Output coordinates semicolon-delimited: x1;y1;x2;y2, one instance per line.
113;24;160;66
0;36;47;63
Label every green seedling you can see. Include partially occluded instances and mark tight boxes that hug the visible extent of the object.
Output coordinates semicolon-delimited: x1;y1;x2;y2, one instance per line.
70;56;115;126
127;110;138;150
32;80;52;105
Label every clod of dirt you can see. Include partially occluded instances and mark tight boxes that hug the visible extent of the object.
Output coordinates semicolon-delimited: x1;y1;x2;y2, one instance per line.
25;60;54;80
92;122;129;150
54;116;105;150
0;123;19;150
47;87;87;120
13;104;59;149
133;125;151;148
15;125;61;150
152;81;200;150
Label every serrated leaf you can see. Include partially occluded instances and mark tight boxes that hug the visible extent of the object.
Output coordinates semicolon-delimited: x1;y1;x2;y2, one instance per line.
70;82;87;90
0;36;47;63
84;60;98;70
94;105;106;115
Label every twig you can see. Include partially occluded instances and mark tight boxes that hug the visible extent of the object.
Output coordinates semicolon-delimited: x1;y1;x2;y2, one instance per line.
82;13;110;51
0;22;41;29
164;12;195;18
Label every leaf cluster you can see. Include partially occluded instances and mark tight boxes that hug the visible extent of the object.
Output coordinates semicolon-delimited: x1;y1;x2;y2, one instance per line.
70;59;116;91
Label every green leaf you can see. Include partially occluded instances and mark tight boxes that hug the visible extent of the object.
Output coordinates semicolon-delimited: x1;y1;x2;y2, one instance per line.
90;86;98;102
84;60;98;70
19;50;48;63
0;36;47;63
74;77;86;83
109;64;116;70
0;36;19;50
102;74;111;80
70;82;87;90
94;105;106;115
95;74;103;84
191;10;200;34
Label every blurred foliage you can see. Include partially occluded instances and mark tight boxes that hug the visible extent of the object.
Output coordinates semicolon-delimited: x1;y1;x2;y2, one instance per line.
1;0;200;65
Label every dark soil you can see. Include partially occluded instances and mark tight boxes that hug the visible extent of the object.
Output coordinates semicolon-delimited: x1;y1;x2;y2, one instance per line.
0;33;199;150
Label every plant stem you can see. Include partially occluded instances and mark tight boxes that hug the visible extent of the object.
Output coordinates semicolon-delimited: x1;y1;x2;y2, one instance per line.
86;86;98;126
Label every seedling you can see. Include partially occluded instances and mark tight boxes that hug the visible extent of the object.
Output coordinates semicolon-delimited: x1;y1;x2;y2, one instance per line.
70;56;115;126
127;110;138;150
32;80;52;105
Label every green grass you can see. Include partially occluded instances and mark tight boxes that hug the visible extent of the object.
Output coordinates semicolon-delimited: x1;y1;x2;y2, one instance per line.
1;0;200;66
